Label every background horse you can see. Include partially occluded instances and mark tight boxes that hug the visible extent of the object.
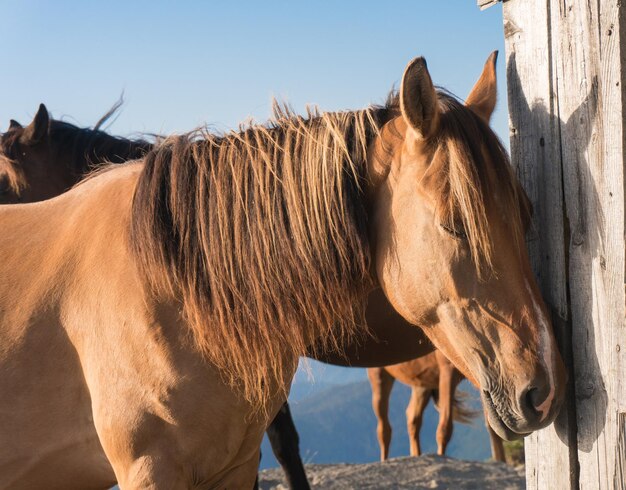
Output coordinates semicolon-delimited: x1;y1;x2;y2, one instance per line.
368;350;506;462
0;54;565;488
0;103;151;204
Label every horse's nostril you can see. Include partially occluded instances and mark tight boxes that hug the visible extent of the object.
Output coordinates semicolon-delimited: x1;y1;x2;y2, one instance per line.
525;387;538;410
524;386;547;415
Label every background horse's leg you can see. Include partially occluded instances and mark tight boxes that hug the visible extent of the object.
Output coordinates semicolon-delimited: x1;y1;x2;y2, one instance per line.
483;405;506;462
367;367;395;461
405;386;431;457
266;402;310;490
434;352;460;456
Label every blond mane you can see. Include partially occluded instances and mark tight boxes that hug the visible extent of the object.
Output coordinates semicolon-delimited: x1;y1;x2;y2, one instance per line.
130;101;395;410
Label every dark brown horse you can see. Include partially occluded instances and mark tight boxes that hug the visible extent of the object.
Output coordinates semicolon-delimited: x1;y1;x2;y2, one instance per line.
0;104;151;204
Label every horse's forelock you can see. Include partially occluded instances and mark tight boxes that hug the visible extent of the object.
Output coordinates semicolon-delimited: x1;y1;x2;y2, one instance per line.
434;91;524;273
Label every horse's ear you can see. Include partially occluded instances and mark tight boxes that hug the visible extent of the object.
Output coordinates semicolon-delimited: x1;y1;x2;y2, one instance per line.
23;104;49;144
400;57;440;139
9;119;22;130
466;51;498;123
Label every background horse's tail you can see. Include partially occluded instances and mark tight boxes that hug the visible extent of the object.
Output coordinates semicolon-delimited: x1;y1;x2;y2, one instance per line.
432;389;480;424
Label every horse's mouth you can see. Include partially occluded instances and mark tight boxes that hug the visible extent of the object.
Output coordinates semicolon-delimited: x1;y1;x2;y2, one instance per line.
482;391;530;441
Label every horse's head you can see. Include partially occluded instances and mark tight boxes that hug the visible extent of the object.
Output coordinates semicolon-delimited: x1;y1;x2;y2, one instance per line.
368;53;566;440
0;104;75;203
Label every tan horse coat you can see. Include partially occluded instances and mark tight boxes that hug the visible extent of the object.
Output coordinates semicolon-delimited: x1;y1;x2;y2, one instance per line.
0;164;279;488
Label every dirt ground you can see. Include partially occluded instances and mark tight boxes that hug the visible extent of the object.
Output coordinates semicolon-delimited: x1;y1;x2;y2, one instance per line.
258;454;525;490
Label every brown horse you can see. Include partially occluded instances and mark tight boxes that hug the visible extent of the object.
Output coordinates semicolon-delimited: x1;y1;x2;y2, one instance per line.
368;351;506;462
0;53;565;488
0;106;462;489
0;109;433;370
0;104;426;490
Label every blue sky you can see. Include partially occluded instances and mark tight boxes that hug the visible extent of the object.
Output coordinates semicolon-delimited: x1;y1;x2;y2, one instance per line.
1;1;507;140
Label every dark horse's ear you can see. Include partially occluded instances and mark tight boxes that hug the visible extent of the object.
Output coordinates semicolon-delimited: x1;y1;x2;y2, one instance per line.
400;57;440;139
9;119;22;130
466;51;498;123
22;104;49;144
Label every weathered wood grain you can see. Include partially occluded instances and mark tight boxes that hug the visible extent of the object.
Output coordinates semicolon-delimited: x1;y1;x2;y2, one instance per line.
549;1;626;488
502;0;626;489
502;1;577;488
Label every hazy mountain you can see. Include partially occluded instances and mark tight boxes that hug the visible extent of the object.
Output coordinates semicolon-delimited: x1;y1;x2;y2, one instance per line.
260;362;493;470
288;360;368;402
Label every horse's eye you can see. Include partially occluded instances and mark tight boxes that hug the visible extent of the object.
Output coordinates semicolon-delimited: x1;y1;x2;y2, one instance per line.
441;223;467;240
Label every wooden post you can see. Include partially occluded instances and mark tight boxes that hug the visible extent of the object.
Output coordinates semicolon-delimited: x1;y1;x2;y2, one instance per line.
480;0;626;488
477;0;500;10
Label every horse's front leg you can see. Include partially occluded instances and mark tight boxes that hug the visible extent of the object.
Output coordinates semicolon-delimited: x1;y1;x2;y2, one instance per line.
118;452;260;489
118;454;190;489
89;381;263;489
435;351;462;456
79;306;281;489
367;367;395;461
483;405;506;462
94;412;195;489
266;402;310;490
406;386;431;457
100;421;260;490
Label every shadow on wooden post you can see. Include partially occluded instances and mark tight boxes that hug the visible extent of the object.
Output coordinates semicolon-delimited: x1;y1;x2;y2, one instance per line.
507;49;609;470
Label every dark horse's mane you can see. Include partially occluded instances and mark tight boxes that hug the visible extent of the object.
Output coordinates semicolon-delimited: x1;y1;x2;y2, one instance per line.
48;118;152;175
129;91;524;410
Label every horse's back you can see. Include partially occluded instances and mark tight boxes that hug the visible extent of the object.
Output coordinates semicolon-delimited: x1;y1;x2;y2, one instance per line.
0;163;143;340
